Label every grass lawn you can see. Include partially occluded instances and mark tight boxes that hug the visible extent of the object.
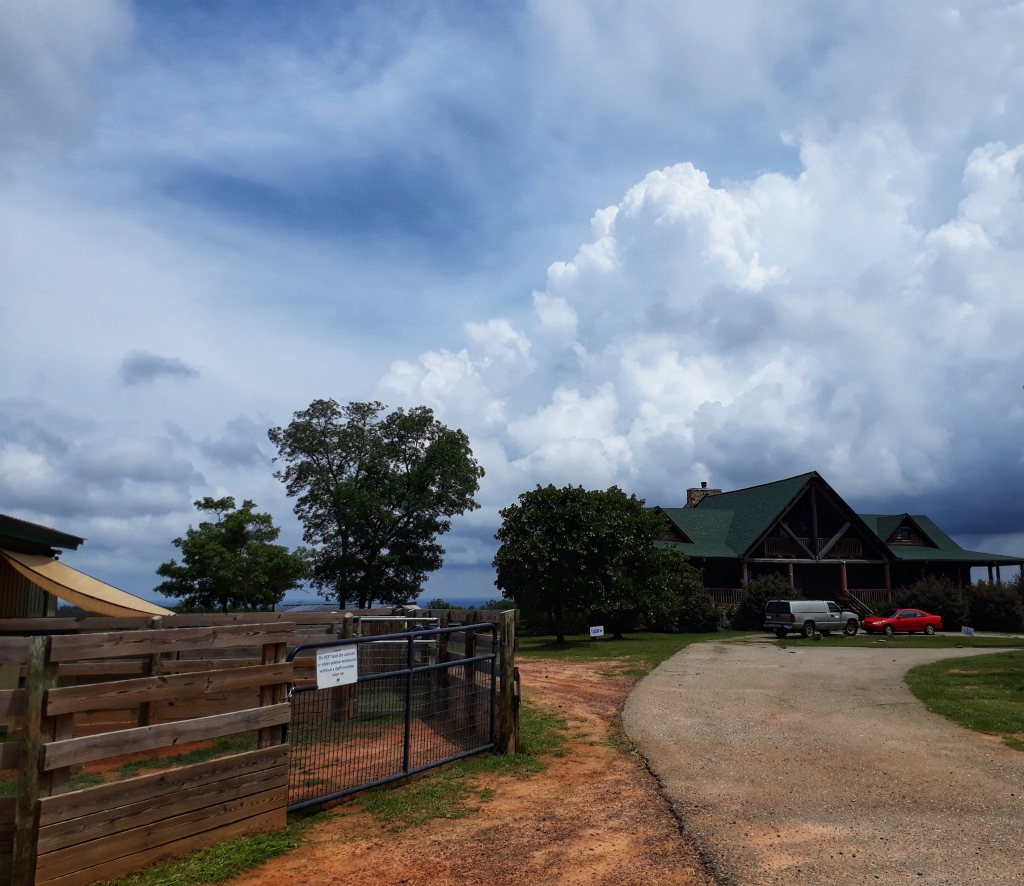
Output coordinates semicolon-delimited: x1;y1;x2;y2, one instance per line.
518;631;749;674
905;650;1024;751
776;633;1024;650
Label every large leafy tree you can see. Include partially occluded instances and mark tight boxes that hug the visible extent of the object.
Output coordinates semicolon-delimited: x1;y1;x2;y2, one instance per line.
493;484;702;641
156;497;310;613
268;399;484;609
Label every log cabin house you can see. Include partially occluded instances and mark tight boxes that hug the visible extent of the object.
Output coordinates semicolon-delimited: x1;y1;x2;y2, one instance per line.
655;472;1023;605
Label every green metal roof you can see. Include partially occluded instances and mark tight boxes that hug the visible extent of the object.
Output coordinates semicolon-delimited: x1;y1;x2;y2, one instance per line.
659;507;735;552
657;475;1024;565
858;514;1023;564
0;513;84;551
655;539;739;559
858;514;904;541
688;472;814;555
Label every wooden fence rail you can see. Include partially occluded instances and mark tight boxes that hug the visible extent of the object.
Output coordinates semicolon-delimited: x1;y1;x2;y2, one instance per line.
0;610;519;886
7;623;295;886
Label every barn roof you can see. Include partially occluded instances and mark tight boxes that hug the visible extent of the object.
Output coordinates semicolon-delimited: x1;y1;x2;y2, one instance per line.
0;512;84;555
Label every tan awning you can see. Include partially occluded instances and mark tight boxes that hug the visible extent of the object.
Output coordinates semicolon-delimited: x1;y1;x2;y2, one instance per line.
0;550;172;617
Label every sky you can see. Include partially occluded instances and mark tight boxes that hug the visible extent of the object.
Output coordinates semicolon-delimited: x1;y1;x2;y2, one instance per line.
1;0;1023;605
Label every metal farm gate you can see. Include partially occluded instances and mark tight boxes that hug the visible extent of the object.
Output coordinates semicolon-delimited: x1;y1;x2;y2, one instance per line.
286;622;497;810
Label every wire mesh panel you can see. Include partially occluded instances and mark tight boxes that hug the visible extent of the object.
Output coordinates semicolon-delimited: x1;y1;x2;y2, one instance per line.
287;624;497;810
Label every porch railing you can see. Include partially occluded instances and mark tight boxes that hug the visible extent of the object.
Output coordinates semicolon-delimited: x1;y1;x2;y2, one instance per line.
763;537;863;558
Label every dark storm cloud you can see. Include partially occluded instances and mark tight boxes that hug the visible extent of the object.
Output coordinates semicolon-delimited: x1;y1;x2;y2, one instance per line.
120;351;198;386
201;417;270;468
0;399;202;520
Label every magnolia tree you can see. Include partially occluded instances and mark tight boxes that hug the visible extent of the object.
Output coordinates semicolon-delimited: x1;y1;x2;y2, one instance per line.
269;399;484;609
492;484;709;641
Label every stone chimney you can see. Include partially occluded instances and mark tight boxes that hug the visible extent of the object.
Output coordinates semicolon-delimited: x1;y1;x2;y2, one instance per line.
686;481;722;508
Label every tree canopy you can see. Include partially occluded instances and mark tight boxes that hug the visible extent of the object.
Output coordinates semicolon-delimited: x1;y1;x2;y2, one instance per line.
156;497;310;613
269;399;484;609
492;484;705;641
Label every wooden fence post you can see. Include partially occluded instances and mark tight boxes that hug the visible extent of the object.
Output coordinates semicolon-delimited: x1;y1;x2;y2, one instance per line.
12;636;57;886
139;615;163;729
497;610;517;754
258;638;288;749
331;613;355;720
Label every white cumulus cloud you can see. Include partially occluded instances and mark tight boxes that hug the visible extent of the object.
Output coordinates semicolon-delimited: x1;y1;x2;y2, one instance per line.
380;125;1024;571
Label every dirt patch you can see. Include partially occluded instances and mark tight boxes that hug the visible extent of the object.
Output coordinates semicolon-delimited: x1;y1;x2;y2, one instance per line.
231;659;713;886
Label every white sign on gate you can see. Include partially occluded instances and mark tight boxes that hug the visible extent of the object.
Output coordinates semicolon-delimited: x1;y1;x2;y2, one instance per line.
961;626;975;637
589;625;605;638
316;646;359;688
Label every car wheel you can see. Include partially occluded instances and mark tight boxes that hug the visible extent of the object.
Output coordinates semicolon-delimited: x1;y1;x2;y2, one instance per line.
844;620;858;636
774;629;787;638
802;621;816;639
884;624;894;637
925;624;936;635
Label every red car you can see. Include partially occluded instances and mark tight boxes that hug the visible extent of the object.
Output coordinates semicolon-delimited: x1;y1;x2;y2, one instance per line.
861;608;943;636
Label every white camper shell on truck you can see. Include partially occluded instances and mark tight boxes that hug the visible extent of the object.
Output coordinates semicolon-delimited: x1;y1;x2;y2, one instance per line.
764;600;860;638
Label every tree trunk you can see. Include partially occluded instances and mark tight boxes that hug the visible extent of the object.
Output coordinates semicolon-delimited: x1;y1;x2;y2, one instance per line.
555;604;565;644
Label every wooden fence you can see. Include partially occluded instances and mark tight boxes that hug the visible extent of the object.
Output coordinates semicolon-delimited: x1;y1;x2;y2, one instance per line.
1;622;293;886
0;609;517;886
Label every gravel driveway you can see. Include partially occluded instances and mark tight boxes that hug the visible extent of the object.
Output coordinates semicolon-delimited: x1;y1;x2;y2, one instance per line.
623;639;1024;885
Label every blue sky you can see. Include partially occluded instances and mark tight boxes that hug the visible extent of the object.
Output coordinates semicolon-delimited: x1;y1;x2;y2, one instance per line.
2;0;1023;604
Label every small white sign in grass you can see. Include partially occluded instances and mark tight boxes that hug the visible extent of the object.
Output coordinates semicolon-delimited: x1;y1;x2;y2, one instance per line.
961;626;975;637
589;625;605;639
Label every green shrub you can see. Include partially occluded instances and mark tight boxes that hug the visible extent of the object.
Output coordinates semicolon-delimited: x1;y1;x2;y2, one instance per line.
675;591;722;633
968;582;1024;632
896;576;969;630
732;574;803;630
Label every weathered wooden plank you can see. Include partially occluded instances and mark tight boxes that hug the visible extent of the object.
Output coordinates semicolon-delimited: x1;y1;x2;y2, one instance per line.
153;695;261;719
36;784;287;881
0;609;506;636
0;637;31;665
497;610;516;754
54;661;148;678
39;746;287;826
258;642;287;749
166;611;393;627
0;690;26;717
158;658;262;673
48;624;296;663
13;636;57;886
0;797;15;826
47;714;75;796
37;767;287;854
35;807;285;886
0;618;153;636
45;664;293;716
42;703;290;770
0;743;20;769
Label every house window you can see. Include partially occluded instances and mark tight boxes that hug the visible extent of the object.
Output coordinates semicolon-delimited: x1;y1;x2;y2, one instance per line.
900;528;911;540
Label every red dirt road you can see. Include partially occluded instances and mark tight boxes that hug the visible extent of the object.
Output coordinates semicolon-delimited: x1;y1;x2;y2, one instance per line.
231;659;713;886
